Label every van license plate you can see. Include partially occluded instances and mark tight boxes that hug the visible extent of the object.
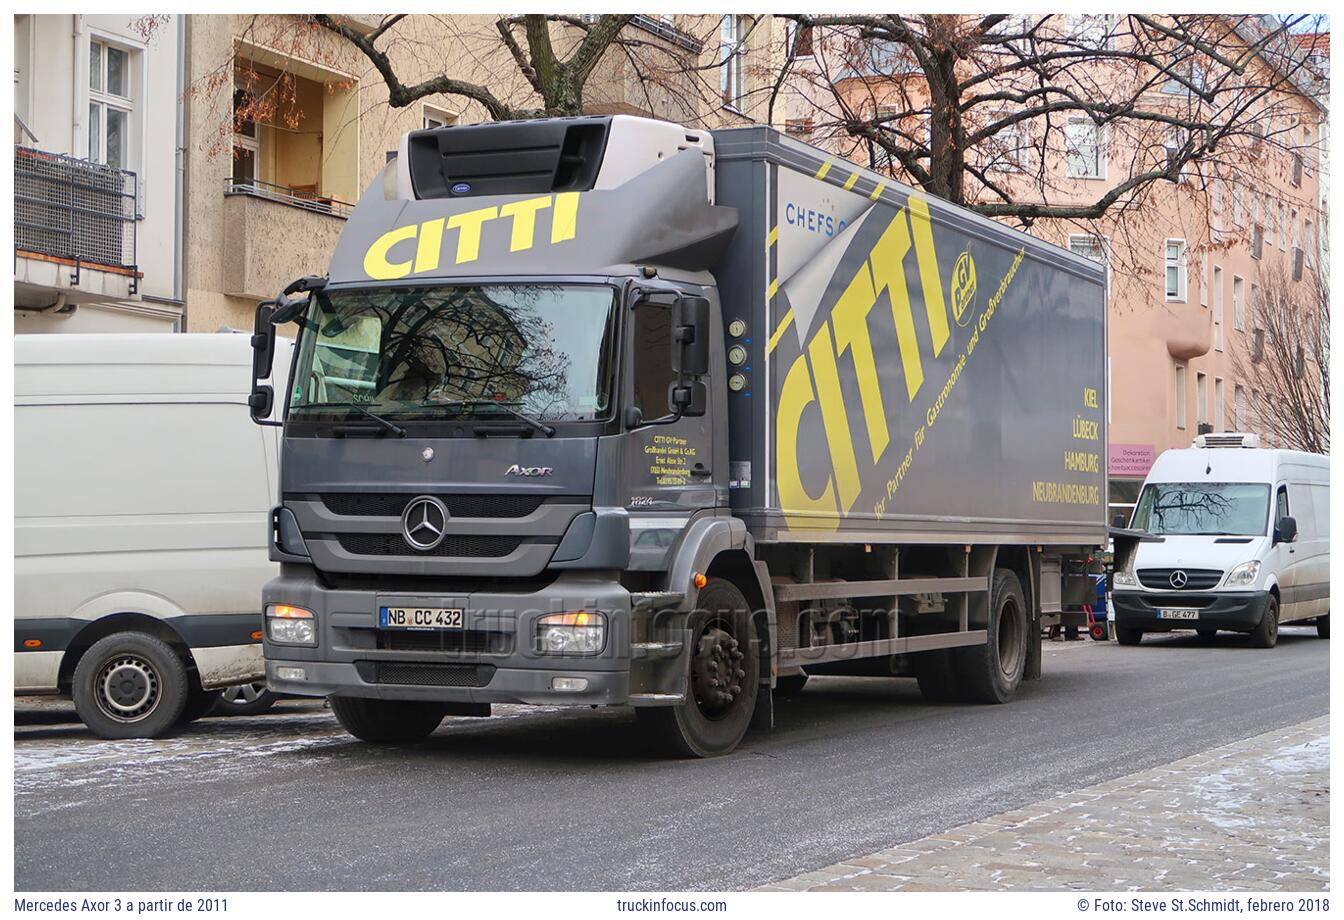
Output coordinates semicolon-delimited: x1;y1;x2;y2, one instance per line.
379;607;464;630
1158;609;1199;620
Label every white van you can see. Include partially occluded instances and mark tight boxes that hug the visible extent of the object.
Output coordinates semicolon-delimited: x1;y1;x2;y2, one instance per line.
1113;433;1329;648
14;333;281;738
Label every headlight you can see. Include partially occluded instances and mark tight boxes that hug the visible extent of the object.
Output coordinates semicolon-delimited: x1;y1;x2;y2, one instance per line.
536;611;606;655
1224;561;1261;588
1113;570;1138;587
266;603;316;646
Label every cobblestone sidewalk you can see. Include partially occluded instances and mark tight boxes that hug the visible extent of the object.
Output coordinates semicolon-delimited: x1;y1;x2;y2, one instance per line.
760;716;1329;891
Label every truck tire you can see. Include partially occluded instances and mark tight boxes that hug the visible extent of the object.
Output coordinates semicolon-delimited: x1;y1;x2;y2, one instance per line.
1317;615;1330;639
911;649;961;703
638;577;759;757
178;684;222;725
953;569;1028;704
330;696;445;744
71;632;189;739
1115;627;1143;646
774;672;809;697
1250;595;1280;649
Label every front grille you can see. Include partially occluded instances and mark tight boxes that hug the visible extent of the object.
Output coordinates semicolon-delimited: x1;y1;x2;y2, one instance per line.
336;533;524;558
318;493;554;518
375;629;512;654
1131;593;1219;609
1137;568;1223;590
355;660;495;687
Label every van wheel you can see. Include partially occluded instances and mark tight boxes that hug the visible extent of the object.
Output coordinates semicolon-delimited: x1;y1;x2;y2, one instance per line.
1250;595;1280;649
912;649;962;702
330;697;445;744
178;684;222;725
1317;615;1330;639
953;569;1028;704
637;577;759;757
71;632;189;739
212;681;278;716
1115;627;1143;646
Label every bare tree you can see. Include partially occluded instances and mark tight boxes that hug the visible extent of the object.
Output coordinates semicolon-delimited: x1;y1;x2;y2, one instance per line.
1231;259;1329;453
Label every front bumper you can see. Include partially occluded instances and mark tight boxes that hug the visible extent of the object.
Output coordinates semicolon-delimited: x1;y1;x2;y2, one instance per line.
1112;590;1271;632
262;565;651;706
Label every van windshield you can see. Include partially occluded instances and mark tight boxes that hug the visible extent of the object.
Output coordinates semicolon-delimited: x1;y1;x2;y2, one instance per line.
1131;482;1271;536
288;284;618;423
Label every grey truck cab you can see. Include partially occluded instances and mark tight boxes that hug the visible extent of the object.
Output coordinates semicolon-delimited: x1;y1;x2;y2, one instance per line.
250;115;1108;756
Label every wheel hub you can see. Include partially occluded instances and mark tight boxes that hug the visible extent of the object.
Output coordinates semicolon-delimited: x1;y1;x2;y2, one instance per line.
96;656;160;721
690;626;746;715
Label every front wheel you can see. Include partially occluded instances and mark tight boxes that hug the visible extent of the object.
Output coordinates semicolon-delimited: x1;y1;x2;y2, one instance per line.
1115;626;1143;646
330;697;445;744
954;568;1028;704
638;577;759;757
1317;615;1330;639
71;632;190;739
1250;595;1280;649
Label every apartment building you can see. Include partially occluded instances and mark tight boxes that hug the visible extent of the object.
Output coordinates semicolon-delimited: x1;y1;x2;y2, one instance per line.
801;15;1328;518
13;14;186;332
180;14;788;333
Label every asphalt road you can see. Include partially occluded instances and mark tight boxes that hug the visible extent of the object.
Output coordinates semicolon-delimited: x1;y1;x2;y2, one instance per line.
14;626;1329;891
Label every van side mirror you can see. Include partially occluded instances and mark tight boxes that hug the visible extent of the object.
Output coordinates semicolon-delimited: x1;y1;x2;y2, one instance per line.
672;296;710;378
1275;516;1298;544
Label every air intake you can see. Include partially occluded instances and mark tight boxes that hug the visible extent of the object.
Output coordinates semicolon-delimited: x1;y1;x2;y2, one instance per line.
407;117;611;199
1192;432;1261;449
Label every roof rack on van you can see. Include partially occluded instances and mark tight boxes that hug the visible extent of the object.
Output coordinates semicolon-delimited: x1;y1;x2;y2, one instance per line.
1192;432;1261;449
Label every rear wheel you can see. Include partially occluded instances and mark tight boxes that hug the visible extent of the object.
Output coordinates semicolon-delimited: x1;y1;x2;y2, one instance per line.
1115;626;1143;646
953;568;1028;704
71;632;189;739
1317;615;1330;639
330;696;445;744
638;577;759;757
1250;595;1280;649
212;681;279;717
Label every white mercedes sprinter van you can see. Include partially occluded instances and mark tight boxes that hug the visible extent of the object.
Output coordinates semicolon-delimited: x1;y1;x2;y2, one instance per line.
1113;433;1329;648
14;333;281;738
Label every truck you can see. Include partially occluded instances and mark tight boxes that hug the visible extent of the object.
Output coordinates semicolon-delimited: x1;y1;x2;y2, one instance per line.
247;115;1108;756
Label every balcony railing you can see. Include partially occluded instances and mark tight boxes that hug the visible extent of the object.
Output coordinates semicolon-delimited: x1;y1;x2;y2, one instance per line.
224;177;354;219
14;146;138;282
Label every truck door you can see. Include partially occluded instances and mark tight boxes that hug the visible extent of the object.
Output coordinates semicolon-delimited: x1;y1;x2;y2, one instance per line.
623;299;717;529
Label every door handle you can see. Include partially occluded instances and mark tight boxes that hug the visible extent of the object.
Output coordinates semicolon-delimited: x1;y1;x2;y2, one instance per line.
690;463;712;477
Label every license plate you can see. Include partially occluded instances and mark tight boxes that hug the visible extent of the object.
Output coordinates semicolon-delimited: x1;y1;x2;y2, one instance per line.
379;607;464;630
1158;609;1199;620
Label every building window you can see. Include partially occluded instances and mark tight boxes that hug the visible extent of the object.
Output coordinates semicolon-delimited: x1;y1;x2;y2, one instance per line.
1164;239;1187;301
1212;264;1223;350
1232;276;1245;331
1162;58;1208;95
1063;14;1114;49
1304;219;1315;268
1164;125;1188;179
1175;363;1187;429
1278;200;1286;251
785;117;814;137
423;105;455;130
89;38;133;168
786;21;814;58
990;111;1027;171
1196;372;1208;427
1065;117;1103;178
1069;234;1109;287
1200;252;1209;307
232;82;259;186
1214;377;1225;432
1235;384;1247;431
720;15;749;110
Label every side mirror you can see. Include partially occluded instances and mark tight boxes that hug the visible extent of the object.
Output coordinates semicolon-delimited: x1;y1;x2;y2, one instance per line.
672;296;711;378
251;301;277;381
1275;515;1298;544
249;385;275;422
670;380;708;418
1112;513;1129;529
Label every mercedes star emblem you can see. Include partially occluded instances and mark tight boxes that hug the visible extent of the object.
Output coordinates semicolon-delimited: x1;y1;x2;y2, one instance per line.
402;496;449;551
421;448;435;463
1169;570;1189;589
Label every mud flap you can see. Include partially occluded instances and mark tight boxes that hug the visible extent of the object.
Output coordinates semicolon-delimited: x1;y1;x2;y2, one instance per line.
751;678;774;730
1024;609;1042;681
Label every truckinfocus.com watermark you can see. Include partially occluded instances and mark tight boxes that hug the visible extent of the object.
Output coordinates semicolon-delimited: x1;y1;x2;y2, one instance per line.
615;898;728;912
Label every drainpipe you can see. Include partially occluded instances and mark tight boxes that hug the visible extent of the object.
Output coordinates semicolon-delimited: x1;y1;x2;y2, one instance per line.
72;15;84;155
172;14;186;329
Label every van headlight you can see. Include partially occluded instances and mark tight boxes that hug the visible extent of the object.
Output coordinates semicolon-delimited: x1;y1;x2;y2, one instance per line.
536;611;606;655
1114;570;1138;587
266;604;316;646
1224;561;1261;588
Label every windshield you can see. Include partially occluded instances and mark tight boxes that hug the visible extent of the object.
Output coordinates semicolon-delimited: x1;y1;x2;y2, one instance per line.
1131;482;1271;536
288;284;618;423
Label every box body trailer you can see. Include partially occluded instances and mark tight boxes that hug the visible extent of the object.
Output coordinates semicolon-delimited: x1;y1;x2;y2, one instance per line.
249;115;1107;756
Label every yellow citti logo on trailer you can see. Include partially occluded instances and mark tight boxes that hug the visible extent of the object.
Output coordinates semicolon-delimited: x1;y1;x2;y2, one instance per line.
776;193;961;531
361;192;580;280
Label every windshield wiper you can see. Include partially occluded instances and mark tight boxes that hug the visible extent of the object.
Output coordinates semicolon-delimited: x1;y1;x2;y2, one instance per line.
425;398;556;438
295;401;407;438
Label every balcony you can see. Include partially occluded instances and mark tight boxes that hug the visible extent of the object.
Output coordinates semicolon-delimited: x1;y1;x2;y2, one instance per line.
13;146;141;309
222;179;352;301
